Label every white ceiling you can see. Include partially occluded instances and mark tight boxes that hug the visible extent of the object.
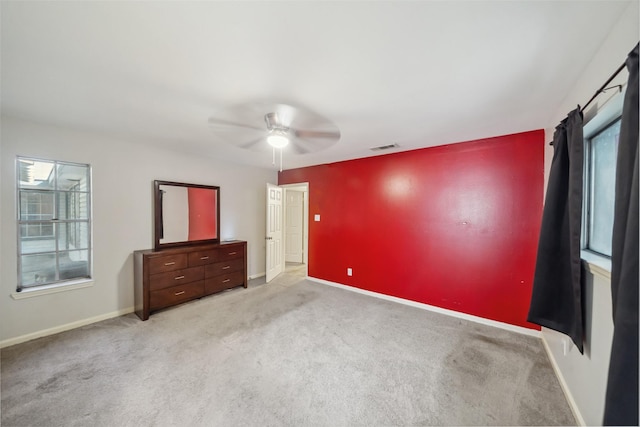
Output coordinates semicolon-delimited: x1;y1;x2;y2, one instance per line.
1;1;633;170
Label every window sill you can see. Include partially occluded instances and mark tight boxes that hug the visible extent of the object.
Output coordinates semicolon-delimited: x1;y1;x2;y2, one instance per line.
581;250;611;280
11;279;94;300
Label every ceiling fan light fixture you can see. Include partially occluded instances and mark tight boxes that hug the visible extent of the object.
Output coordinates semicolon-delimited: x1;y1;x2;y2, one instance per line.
267;130;289;148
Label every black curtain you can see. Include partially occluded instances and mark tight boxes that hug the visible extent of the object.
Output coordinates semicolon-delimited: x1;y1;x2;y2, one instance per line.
528;108;585;353
603;43;639;427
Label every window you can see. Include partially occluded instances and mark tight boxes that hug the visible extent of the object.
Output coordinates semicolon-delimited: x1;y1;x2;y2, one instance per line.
585;119;620;256
582;93;623;259
17;157;92;291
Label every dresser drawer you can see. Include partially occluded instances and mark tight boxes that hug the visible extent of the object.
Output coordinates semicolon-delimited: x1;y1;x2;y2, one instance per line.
188;249;218;267
150;281;204;310
149;266;204;291
205;271;244;295
218;246;243;261
205;258;244;278
148;254;188;274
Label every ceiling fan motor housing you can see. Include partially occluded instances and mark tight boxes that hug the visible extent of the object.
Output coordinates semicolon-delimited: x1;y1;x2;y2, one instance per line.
264;112;288;132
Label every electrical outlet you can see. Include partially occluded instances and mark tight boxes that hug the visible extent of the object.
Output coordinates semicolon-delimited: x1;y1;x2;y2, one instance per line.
347;268;352;276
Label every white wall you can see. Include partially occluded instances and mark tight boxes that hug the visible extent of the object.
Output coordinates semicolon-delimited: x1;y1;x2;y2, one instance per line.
543;269;614;426
541;2;639;425
0;116;276;346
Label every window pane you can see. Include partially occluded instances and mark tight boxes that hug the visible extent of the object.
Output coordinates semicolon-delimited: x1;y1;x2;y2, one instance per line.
588;119;620;256
41;223;54;237
57;163;89;191
59;250;90;280
18;159;55;190
57;222;90;251
56;191;89;220
19;224;56;254
23;223;54;239
19;191;55;221
20;253;57;287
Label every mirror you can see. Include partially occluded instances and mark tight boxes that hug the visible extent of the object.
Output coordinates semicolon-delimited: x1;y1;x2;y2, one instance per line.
154;180;220;250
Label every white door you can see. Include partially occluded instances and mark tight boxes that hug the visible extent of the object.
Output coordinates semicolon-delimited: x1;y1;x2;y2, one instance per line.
266;183;284;282
285;190;304;263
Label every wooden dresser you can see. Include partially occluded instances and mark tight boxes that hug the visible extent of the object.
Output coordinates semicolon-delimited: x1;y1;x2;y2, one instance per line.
133;241;247;320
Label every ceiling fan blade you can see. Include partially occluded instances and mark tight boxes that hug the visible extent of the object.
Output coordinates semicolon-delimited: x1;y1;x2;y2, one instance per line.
208;117;264;131
289;136;334;154
289;140;312;155
237;136;266;150
293;129;341;140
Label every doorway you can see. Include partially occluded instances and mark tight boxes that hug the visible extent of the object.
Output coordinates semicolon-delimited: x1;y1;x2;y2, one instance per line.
281;183;309;278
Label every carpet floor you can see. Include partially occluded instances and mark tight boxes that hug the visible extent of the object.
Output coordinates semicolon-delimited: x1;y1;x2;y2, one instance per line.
1;263;575;426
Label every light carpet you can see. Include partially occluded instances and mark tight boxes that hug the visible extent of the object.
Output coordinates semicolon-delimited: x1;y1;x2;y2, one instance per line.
1;263;575;426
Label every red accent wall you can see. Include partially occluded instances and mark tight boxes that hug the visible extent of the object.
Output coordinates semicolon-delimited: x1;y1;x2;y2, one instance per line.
187;187;217;241
279;130;544;329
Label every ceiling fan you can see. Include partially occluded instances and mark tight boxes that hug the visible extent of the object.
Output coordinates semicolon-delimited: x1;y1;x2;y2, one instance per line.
208;103;341;170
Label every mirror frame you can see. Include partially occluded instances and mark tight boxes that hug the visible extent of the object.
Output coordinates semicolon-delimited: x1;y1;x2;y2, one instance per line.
154;180;221;250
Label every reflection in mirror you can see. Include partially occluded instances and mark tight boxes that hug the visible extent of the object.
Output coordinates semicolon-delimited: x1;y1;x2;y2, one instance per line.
159;185;189;243
154;180;220;250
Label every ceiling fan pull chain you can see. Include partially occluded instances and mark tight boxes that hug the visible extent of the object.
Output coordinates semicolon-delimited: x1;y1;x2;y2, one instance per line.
280;148;283;172
272;146;275;166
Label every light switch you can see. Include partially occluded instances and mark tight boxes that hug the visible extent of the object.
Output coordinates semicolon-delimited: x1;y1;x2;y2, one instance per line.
314;214;321;222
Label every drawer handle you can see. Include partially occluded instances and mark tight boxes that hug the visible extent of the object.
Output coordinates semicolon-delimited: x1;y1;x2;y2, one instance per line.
164;262;176;266
223;279;231;283
222;266;231;270
174;275;185;280
228;252;237;255
200;256;209;260
174;291;186;296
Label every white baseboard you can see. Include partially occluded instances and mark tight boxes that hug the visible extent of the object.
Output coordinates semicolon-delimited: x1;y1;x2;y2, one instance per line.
249;272;266;280
0;306;135;349
541;333;586;426
307;276;541;338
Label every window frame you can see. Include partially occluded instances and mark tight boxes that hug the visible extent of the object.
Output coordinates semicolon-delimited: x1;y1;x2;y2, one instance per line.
16;156;93;292
581;87;625;270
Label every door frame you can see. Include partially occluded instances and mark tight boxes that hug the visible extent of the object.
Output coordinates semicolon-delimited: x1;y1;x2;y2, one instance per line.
281;182;309;277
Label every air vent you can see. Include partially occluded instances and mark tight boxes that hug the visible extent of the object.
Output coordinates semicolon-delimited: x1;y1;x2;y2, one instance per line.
370;143;399;151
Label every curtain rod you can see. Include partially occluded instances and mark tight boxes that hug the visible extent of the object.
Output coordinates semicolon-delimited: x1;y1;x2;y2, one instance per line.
549;60;627;146
580;61;627;114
